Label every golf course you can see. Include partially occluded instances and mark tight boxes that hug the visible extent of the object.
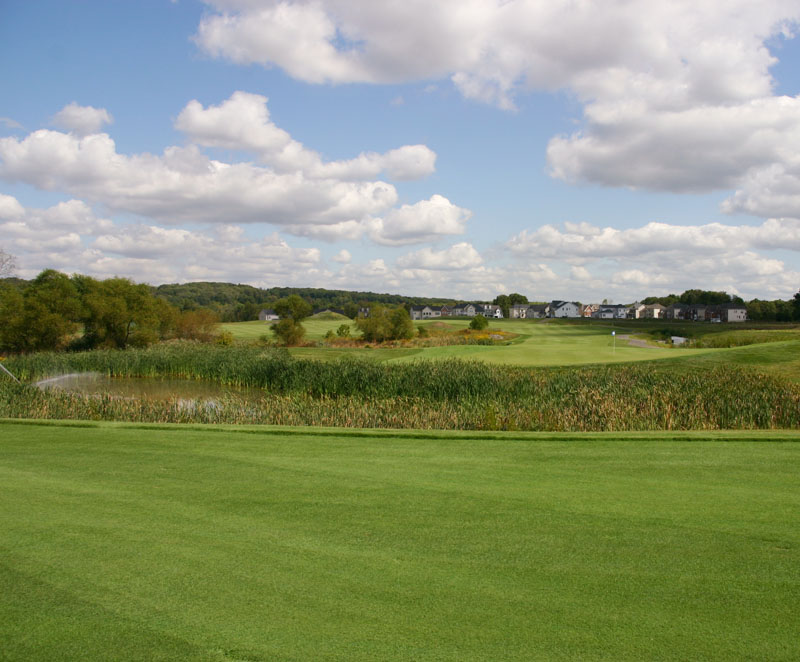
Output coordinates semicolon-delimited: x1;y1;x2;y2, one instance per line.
2;420;798;660
2;319;799;660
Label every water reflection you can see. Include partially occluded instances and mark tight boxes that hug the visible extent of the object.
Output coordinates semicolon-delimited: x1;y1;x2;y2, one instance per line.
36;373;256;400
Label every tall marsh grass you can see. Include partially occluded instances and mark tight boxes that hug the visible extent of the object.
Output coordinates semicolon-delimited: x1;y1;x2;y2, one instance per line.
2;343;799;430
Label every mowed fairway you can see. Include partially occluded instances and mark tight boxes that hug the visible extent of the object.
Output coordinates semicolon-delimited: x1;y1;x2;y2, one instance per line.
2;421;799;660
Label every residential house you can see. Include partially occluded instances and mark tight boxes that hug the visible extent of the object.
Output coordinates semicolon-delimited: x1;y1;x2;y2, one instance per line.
664;303;689;320
549;301;580;318
629;303;646;319
707;303;747;322
451;304;477;317
580;303;599;318
643;303;665;319
258;309;279;321
510;304;529;319
410;305;442;320
479;304;503;318
527;304;550;319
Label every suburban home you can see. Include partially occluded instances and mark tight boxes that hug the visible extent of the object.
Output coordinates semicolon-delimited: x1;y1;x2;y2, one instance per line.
594;304;629;319
451;304;477;317
549;301;580;318
258;309;279;321
580;303;599;318
707;303;747;322
629;303;646;319
664;303;689;320
687;304;707;321
440;305;453;317
479;304;504;318
410;305;442;320
358;307;370;318
510;304;529;319
527;304;549;319
643;303;666;319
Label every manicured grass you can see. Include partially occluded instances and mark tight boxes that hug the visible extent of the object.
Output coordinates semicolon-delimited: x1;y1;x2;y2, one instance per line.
1;420;798;660
221;317;357;342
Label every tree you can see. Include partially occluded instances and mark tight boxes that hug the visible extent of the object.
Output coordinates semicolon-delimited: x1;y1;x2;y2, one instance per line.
508;293;528;305
336;324;351;338
271;295;312;345
0;270;81;352
0;248;16;278
470;314;489;330
492;294;511;319
794;291;800;321
355;305;414;342
80;277;171;349
389;307;415;340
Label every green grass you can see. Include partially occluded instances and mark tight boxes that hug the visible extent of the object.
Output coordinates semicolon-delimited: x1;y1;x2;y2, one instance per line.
1;420;798;660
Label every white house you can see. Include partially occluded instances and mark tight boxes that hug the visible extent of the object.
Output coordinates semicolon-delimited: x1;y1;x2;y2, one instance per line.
549;301;580;318
258;309;279;321
410;305;442;320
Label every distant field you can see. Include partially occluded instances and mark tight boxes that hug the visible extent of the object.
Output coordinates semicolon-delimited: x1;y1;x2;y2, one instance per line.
2;420;799;660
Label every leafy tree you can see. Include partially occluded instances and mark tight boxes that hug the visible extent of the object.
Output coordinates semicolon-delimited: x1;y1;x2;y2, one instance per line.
81;276;172;349
492;294;511;319
356;305;392;342
336;324;351;338
508;293;528;305
470;314;489;330
0;270;81;352
794;291;800;321
389;307;415;340
355;304;413;342
271;295;312;346
175;308;219;342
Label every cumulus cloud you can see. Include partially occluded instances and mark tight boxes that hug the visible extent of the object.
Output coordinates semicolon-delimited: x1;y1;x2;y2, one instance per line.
193;1;800;216
0;92;453;244
368;195;471;246
175;91;436;180
396;242;483;270
52;102;113;136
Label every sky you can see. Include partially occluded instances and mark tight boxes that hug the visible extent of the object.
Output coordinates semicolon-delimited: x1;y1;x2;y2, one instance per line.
2;0;800;303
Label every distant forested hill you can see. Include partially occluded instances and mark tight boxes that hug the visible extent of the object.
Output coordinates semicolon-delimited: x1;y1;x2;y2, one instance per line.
152;282;464;321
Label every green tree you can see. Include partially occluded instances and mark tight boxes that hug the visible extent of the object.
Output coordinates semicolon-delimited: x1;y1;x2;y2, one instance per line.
81;277;170;349
492;294;511;319
470;314;489;330
356;304;414;342
0;270;81;352
271;295;312;345
336;324;351;338
508;293;528;305
794;291;800;321
389;307;415;340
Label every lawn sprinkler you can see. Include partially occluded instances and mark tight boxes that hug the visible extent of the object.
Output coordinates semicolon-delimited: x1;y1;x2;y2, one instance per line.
0;358;20;383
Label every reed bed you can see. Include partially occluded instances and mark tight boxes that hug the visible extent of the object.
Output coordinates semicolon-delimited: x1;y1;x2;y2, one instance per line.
2;344;799;430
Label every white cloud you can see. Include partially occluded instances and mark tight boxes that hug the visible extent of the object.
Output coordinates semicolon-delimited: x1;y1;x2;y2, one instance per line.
175;91;436;180
332;249;351;263
396;242;482;270
52;102;113;136
0;93;452;244
193;2;800;216
368;195;471;246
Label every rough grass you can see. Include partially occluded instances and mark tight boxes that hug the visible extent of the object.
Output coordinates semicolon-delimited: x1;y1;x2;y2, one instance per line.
1;420;799;661
3;344;799;430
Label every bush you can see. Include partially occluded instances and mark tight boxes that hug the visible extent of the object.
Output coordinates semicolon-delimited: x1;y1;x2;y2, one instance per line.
470;314;489;330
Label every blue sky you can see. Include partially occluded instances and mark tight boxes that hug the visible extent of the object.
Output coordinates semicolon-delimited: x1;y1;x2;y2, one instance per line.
2;0;800;302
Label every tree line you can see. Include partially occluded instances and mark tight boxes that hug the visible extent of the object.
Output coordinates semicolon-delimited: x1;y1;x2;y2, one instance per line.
0;270;221;353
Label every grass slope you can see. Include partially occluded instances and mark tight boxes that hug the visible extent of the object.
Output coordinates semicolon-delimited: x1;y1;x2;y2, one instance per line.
2;420;799;660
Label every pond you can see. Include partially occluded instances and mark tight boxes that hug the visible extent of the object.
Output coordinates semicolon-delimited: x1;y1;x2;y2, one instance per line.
35;373;258;400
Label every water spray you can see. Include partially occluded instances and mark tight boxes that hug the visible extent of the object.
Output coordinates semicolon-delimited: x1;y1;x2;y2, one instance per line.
0;361;20;383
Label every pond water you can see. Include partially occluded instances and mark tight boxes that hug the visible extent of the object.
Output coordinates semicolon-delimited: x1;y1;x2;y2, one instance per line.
36;373;257;400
